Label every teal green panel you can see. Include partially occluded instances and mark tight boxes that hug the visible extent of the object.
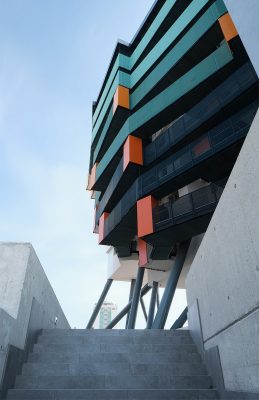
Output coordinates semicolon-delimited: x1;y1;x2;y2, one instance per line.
92;69;130;141
96;119;129;181
92;0;226;142
93;106;113;162
93;0;176;127
131;1;227;108
130;41;232;132
94;191;101;205
92;0;226;143
93;0;225;147
130;0;178;68
92;53;130;129
96;41;233;180
130;0;211;88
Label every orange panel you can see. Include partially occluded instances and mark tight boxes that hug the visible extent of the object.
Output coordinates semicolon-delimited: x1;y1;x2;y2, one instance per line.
123;135;143;171
98;212;109;243
137;195;157;237
219;13;238;42
113;85;130;115
87;163;98;191
138;238;148;267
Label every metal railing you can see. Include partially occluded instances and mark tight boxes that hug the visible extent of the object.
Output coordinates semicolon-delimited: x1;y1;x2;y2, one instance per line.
153;183;223;231
144;62;258;164
139;101;258;198
102;100;258;240
96;158;123;224
96;63;257;223
104;180;138;238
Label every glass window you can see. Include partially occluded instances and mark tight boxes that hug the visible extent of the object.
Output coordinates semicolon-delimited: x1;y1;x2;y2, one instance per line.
174;148;192;170
157;158;174;181
172;195;193;218
210;121;233;147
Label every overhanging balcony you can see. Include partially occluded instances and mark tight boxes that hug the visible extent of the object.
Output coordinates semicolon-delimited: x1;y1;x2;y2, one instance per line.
144;62;258;165
95;63;258;225
94;40;236;189
147;183;223;251
99;100;258;248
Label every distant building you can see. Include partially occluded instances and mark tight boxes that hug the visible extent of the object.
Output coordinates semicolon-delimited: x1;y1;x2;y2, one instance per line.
94;301;117;329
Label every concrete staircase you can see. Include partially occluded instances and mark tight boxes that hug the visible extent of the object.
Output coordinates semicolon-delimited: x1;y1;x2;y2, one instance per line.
7;329;219;399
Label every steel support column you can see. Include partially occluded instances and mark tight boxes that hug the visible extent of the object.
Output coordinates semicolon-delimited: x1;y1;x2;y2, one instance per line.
146;281;158;329
170;306;188;330
127;267;145;329
125;279;136;328
140;297;147;322
86;279;113;329
152;240;191;329
156;288;160;309
106;284;151;329
106;302;131;329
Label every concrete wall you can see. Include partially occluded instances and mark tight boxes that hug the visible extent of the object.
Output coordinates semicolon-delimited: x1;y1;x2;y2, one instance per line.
224;0;259;76
186;109;259;393
0;243;70;396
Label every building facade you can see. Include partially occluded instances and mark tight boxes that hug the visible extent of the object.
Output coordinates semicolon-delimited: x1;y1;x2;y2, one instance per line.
93;301;118;329
88;0;259;394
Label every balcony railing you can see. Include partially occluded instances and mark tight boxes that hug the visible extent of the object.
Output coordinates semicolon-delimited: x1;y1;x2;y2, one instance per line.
139;101;258;198
96;158;123;223
104;180;138;238
144;62;258;164
101;100;258;241
96;63;257;225
153;183;223;232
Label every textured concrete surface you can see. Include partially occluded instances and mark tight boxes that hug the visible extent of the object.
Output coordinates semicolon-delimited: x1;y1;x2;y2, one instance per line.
206;310;259;393
186;108;259;393
0;243;70;391
224;0;259;76
7;329;219;399
0;244;29;319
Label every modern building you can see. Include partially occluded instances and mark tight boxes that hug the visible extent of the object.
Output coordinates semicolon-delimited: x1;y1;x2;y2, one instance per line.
93;301;118;329
1;0;259;399
87;0;259;395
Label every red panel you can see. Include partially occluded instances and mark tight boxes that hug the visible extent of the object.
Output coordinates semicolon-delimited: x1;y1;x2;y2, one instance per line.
123;135;143;171
192;137;211;157
98;212;109;243
138;238;148;267
137;195;157;237
87;163;98;191
93;206;99;234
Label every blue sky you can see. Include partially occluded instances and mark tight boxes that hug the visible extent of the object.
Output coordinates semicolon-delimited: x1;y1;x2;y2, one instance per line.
0;0;186;327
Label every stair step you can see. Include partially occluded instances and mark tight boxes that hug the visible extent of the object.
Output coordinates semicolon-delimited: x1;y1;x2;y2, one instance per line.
29;344;199;363
37;334;193;345
7;388;219;399
27;349;201;364
7;330;217;399
15;375;213;390
22;361;206;376
31;343;197;358
41;329;190;336
29;345;201;363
